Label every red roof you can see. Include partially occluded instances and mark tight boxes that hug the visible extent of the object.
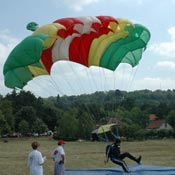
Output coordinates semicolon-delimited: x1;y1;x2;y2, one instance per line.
149;114;157;121
147;120;165;129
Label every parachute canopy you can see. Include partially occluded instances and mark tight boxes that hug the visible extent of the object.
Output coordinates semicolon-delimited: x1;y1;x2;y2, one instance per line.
94;123;116;134
91;123;118;141
3;16;151;89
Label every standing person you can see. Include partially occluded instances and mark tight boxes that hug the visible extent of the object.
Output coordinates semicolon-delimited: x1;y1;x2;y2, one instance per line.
28;141;46;175
104;138;141;173
51;139;66;175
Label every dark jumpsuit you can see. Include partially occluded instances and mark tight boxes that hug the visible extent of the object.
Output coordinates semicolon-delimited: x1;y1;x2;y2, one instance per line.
106;143;138;172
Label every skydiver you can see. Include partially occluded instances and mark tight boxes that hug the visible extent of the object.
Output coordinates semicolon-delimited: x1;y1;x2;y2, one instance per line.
104;138;141;173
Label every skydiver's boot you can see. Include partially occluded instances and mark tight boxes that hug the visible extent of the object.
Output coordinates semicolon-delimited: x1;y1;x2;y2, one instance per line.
136;156;142;164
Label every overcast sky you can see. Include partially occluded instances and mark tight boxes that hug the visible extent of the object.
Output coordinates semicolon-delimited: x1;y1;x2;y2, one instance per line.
1;0;175;97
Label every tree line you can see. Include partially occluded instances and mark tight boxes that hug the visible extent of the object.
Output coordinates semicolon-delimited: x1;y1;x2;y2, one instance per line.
0;89;175;140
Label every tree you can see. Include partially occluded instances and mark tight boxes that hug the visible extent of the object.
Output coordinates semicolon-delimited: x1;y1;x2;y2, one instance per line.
167;110;175;128
0;99;14;131
32;118;48;135
15;106;37;130
0;110;10;135
5;90;39;114
18;120;30;135
121;97;135;110
77;110;95;139
56;111;78;140
122;123;142;140
39;103;61;131
155;102;169;118
130;107;149;128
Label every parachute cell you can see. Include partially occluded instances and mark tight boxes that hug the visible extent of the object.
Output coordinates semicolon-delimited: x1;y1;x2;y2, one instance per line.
3;16;151;89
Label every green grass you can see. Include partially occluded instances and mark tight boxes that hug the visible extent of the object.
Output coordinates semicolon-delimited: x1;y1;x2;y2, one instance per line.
0;137;175;175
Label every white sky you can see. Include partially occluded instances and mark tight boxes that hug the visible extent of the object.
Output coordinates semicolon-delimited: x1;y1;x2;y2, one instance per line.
1;0;175;97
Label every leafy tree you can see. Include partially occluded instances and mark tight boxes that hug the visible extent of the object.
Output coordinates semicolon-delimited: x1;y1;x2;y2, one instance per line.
77;110;95;139
56;111;78;140
130;107;149;128
121;97;135;110
18;120;30;135
134;129;147;140
3;88;175;140
5;90;38;114
122;123;142;140
32;118;48;135
15;106;37;130
167;110;175;128
87;104;101;122
154;102;169;118
39;103;61;131
0;110;10;135
157;129;173;138
0;99;14;131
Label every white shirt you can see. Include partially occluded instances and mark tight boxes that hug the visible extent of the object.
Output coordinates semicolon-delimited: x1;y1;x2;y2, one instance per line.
28;150;45;175
51;145;65;162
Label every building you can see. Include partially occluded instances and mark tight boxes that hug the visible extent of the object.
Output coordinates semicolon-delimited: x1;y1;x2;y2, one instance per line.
147;114;173;130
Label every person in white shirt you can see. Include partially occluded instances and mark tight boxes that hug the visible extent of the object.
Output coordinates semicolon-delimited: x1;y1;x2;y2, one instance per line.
51;140;66;175
28;141;46;175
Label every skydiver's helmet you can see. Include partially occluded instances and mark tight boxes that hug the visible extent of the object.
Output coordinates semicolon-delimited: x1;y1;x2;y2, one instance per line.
114;138;121;144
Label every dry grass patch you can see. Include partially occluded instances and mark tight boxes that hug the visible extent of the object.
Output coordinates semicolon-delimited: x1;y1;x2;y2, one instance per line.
0;138;174;175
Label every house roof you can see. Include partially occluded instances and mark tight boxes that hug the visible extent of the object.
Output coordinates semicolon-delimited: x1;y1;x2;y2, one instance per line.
147;119;165;129
149;114;157;121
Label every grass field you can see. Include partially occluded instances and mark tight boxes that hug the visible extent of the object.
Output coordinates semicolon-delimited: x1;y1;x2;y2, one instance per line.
0;137;175;175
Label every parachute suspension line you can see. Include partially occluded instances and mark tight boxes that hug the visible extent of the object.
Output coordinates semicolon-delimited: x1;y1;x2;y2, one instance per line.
63;62;98;124
53;62;79;95
111;67;125;138
97;134;107;142
119;64;131;99
80;99;97;127
125;48;142;92
49;76;65;96
116;64;131;91
110;125;120;139
113;66;121;91
121;64;127;91
98;68;103;92
101;68;107;92
82;103;97;123
24;79;53;97
101;68;111;122
67;62;85;95
101;125;120;143
126;65;139;92
112;71;117;116
83;70;100;122
89;67;100;93
82;66;108;131
109;70;116;116
66;63;97;123
102;126;109;143
85;69;94;94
